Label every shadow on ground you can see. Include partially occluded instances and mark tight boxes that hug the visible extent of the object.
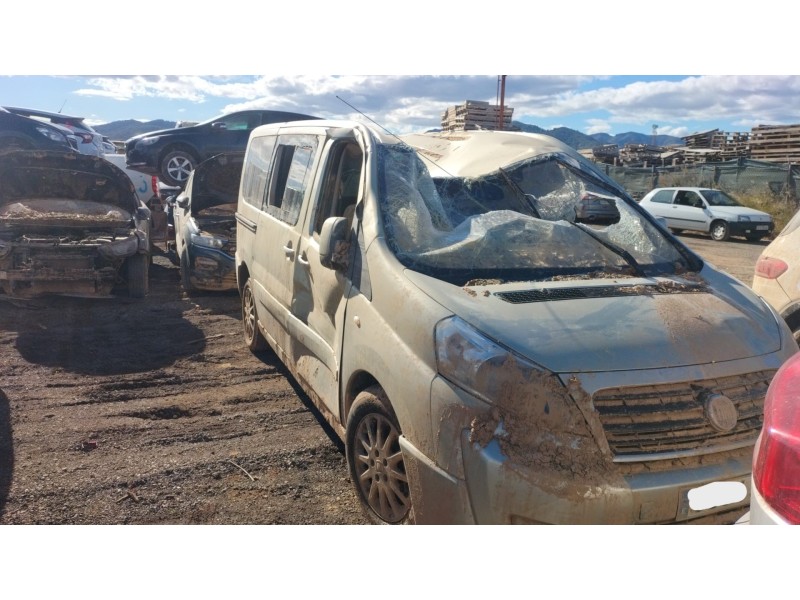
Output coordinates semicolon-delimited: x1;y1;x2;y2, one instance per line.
0;388;12;519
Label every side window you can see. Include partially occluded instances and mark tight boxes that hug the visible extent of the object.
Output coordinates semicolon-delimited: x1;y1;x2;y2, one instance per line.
240;135;277;209
216;113;254;131
266;134;319;225
312;140;363;235
650;189;674;204
676;191;704;208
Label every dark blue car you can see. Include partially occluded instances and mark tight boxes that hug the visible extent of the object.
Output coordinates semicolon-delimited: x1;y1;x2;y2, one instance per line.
172;152;244;292
125;109;317;186
0;107;76;152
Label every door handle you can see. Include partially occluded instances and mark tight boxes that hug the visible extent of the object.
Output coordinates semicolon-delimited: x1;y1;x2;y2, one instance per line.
298;252;310;267
283;242;294;258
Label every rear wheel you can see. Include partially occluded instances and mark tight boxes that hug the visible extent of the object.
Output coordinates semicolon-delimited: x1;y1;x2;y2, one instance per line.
127;253;149;298
710;220;730;242
242;278;267;352
346;386;412;524
745;234;765;242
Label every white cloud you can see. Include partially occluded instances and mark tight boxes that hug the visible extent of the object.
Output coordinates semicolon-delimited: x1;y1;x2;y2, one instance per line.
585;119;612;135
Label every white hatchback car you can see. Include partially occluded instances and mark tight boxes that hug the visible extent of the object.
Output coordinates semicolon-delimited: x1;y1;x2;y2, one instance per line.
639;187;774;242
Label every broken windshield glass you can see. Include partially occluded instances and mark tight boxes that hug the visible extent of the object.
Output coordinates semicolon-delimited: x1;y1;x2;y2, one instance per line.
377;144;693;285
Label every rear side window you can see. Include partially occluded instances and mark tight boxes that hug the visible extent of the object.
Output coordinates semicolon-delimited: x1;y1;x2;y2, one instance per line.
241;135;276;209
649;189;674;204
266;135;318;225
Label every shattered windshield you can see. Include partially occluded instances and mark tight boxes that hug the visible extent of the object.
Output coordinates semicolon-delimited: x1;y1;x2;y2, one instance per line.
377;144;694;285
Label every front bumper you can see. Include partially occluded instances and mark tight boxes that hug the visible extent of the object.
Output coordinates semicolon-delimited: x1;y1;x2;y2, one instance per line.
728;220;774;237
415;365;778;524
186;244;236;291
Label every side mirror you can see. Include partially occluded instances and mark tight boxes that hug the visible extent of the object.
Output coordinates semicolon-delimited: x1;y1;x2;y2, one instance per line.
319;216;350;270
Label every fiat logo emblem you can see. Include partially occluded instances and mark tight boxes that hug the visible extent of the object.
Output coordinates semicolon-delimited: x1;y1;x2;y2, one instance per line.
704;394;738;432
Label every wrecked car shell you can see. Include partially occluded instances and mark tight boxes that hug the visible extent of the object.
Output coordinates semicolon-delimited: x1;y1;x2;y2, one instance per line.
236;122;797;524
0;151;151;298
173;152;242;292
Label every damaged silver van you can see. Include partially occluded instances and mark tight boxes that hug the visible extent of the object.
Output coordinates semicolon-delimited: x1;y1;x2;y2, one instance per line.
0;150;151;298
235;121;798;524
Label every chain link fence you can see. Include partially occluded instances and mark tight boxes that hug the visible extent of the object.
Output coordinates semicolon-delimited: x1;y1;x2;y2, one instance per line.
597;159;800;208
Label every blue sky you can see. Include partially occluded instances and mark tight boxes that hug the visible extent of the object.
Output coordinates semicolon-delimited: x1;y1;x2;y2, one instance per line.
4;74;799;139
3;2;798;139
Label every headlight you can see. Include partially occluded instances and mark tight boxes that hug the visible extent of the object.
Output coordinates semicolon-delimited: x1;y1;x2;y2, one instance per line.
35;125;67;143
137;137;160;146
435;316;546;403
190;232;226;249
738;215;751;222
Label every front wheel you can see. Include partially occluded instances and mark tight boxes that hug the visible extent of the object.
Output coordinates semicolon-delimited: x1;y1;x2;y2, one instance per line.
710;220;730;242
160;149;196;186
241;278;267;352
127;253;149;298
346;386;412;524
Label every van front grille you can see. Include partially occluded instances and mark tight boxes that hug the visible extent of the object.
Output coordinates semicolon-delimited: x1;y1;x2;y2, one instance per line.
592;370;774;461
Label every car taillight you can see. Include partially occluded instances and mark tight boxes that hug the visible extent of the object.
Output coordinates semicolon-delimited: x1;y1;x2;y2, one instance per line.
753;353;800;523
151;176;159;196
755;256;788;279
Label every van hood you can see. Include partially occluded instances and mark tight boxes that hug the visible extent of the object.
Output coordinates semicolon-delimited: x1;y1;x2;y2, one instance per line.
405;269;782;373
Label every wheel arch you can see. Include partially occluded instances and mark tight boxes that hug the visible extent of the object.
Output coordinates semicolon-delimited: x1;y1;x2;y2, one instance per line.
781;302;800;334
343;370;383;423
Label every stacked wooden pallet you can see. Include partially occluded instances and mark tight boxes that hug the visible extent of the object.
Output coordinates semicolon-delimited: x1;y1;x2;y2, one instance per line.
749;124;800;162
441;100;513;131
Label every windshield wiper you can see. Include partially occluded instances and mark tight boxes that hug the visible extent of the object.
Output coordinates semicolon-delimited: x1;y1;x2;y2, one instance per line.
569;221;646;277
498;167;540;218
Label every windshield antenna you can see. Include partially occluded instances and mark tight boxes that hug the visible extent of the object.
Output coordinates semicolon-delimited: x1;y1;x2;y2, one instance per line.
335;95;457;178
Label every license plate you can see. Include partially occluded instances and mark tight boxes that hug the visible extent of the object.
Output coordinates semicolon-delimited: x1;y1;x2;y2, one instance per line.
677;478;749;520
756;225;768;230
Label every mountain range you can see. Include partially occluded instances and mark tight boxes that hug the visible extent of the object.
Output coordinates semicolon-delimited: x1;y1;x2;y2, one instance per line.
94;119;685;150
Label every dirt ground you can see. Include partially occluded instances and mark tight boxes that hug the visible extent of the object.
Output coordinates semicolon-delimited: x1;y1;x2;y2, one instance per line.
0;233;767;525
0;251;366;524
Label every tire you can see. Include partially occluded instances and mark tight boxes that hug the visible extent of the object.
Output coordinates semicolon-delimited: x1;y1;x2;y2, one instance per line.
160;149;196;186
669;228;683;235
179;249;195;294
127;253;149;298
241;278;267;352
346;386;412;524
745;234;765;242
710;220;730;242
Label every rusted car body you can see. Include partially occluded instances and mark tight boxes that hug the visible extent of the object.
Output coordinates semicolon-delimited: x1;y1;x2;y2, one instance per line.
0;151;151;298
236;121;797;524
